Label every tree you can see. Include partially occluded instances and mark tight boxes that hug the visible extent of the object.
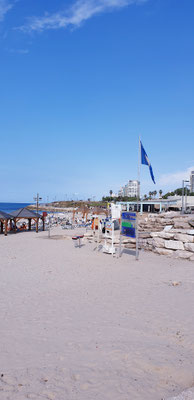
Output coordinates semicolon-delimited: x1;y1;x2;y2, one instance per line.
149;191;152;199
153;190;157;198
159;189;163;197
109;190;113;197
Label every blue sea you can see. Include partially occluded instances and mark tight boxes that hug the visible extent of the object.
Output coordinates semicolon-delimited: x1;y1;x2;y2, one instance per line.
0;202;32;213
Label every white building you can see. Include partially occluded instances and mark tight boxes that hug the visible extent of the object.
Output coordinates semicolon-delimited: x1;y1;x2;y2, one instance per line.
190;171;194;193
119;180;139;198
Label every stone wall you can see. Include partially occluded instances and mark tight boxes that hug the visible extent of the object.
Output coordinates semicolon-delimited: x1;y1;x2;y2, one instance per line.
139;212;194;261
85;212;194;261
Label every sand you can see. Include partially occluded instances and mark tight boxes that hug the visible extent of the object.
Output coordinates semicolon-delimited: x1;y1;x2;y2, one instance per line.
0;227;194;399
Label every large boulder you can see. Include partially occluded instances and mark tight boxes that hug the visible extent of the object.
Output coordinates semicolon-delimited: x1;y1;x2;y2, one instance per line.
154;247;173;256
174;233;194;243
184;242;194;252
150;232;160;237
154;247;174;256
152;237;165;248
158;232;175;239
173;220;190;229
174;250;193;259
165;240;184;250
187;229;194;235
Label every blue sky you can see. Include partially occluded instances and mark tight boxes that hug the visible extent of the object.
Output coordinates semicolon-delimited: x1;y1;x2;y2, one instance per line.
0;0;194;202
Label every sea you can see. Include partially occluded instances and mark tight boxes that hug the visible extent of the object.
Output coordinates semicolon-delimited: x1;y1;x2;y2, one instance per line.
0;202;32;213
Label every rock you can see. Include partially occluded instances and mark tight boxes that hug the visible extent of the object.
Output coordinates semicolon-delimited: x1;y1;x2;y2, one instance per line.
184;242;194;252
171;281;181;286
174;233;194;243
174;221;190;229
188;219;194;228
158;232;175;239
152;237;165;248
174;250;193;259
163;225;173;231
139;232;151;239
150;232;160;237
165;240;184;250
154;247;173;256
170;228;188;233
187;229;194;235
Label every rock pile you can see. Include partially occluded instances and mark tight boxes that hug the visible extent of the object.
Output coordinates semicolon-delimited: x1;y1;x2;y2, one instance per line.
138;212;194;261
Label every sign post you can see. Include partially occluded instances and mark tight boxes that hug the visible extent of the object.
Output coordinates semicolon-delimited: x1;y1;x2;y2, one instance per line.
119;211;139;260
103;221;115;255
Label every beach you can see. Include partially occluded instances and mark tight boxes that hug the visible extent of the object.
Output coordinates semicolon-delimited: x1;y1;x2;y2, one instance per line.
0;227;194;399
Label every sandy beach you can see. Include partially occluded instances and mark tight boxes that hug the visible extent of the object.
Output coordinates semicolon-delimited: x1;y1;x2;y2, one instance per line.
0;227;194;399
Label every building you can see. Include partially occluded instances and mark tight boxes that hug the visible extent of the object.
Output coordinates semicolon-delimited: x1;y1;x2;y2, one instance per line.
119;180;139;198
190;171;194;193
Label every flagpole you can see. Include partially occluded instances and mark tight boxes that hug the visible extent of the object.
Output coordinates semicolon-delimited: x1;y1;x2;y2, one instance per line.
136;136;141;260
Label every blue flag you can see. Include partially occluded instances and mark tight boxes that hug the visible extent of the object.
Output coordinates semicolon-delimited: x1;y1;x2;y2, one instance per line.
140;141;156;184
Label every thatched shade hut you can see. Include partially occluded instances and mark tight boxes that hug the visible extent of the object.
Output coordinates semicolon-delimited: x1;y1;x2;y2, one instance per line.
0;211;12;236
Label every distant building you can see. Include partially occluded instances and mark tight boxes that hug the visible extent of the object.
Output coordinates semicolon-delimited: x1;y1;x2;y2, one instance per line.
118;188;124;197
119;180;139;198
190;171;194;192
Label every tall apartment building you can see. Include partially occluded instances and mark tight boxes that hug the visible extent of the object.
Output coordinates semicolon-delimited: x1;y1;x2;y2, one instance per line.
119;180;139;198
190;171;194;192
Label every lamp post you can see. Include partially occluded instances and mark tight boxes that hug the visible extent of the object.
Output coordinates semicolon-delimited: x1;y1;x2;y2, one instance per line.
33;193;42;215
185;182;190;212
181;180;190;214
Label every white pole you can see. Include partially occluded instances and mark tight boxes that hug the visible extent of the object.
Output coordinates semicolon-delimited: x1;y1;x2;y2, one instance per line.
136;136;141;260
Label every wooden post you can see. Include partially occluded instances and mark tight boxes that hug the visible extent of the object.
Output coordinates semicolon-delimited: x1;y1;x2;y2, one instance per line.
36;218;39;233
10;219;12;231
14;219;17;233
5;220;8;236
1;221;3;234
42;217;45;231
73;209;75;222
28;219;31;231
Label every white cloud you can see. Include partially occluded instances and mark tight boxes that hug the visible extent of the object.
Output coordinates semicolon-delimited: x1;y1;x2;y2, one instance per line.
19;0;148;33
0;0;13;21
159;166;194;187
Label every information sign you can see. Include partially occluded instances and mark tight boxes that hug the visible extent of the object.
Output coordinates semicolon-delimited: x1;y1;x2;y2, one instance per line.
121;212;136;238
119;211;139;260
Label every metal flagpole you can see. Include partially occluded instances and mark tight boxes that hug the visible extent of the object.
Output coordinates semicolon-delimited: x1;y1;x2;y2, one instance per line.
136;136;141;260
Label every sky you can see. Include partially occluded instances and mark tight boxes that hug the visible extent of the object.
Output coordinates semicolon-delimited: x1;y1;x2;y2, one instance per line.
0;0;194;202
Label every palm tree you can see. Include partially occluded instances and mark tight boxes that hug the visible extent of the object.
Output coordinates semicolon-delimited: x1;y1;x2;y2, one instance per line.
149;191;152;199
109;190;113;197
153;190;157;198
144;194;147;199
159;189;163;198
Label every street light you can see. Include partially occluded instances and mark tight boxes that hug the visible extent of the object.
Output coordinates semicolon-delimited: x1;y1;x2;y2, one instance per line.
33;193;42;215
181;180;190;214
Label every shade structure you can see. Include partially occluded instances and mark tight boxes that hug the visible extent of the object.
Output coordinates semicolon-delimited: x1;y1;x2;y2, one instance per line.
9;208;42;233
10;208;41;219
0;211;12;236
0;211;12;220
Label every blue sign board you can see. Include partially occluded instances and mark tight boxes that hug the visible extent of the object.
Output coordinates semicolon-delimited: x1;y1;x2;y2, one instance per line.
121;212;136;238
